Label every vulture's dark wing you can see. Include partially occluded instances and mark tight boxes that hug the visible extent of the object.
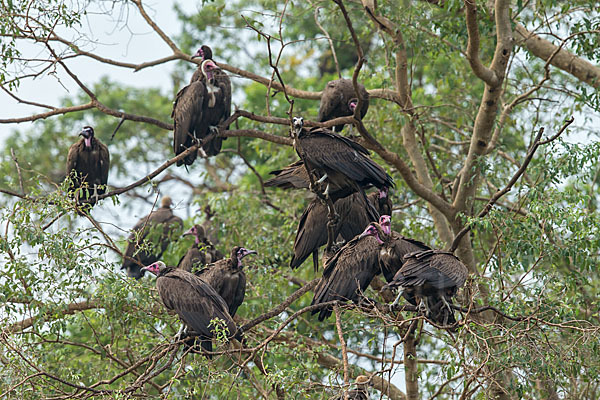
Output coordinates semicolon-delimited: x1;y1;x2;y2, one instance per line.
195;260;246;317
66;142;79;178
229;270;246;317
172;81;207;165
311;235;381;321
290;199;329;269
380;233;431;283
265;161;309;190
336;193;376;241
98;141;110;186
391;249;467;290
157;269;235;341
300;129;394;189
177;246;206;272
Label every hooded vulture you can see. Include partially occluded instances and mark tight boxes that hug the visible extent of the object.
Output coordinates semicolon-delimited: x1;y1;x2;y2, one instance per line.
66;126;110;208
377;215;431;283
172;45;231;165
290;188;392;271
196;246;256;317
384;242;468;326
177;224;223;273
290;117;393;213
318;78;369;132
311;223;386;321
121;197;183;279
143;261;240;357
335;375;371;400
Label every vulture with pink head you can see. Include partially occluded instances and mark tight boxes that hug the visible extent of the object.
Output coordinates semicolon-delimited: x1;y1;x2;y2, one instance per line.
172;45;231;165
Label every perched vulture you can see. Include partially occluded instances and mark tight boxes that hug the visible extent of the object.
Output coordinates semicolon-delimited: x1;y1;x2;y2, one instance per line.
172;45;231;165
290;117;394;211
384;245;468;326
311;223;386;321
318;78;369;132
143;261;240;357
66;126;110;208
290;188;392;271
377;215;431;283
196;246;256;317
335;375;371;400
121;197;183;279
264;160;309;190
177;224;223;273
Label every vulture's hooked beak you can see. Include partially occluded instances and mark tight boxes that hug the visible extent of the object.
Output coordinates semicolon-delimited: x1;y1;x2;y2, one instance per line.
192;49;203;59
241;249;257;259
182;227;195;236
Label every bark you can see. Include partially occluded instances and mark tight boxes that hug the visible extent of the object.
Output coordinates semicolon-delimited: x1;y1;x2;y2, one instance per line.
515;23;600;88
403;332;419;400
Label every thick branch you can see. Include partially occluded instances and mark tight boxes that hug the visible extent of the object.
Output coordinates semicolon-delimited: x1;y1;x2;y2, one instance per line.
464;0;499;86
6;300;100;334
515;24;600;88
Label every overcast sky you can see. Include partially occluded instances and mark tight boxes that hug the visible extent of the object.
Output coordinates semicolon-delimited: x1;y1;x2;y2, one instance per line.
0;1;179;142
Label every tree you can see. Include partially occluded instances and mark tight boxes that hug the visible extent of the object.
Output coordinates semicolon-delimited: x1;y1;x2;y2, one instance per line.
1;0;600;398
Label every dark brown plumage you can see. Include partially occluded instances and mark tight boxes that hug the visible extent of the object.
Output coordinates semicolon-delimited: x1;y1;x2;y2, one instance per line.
290;189;392;271
290;118;393;211
377;215;431;283
66;126;109;209
311;223;385;321
196;246;256;317
143;261;239;357
264;160;309;190
172;45;231;165
121;197;183;279
335;376;371;400
318;78;369;132
385;247;468;327
177;224;223;273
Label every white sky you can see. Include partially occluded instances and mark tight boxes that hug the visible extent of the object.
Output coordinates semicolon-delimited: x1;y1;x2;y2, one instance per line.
0;1;179;142
1;3;598;395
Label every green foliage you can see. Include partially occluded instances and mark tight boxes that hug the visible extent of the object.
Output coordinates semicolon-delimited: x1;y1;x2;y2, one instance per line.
2;0;600;399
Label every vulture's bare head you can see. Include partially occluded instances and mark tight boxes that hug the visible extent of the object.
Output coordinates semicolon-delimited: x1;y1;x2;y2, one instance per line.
183;224;206;243
291;116;304;139
348;98;358;112
201;59;218;81
192;45;213;60
379;215;392;235
359;223;385;244
232;246;257;267
80;126;95;148
142;261;167;276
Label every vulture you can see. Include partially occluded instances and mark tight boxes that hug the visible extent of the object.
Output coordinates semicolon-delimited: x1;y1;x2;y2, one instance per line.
177;224;223;273
378;215;431;283
66;126;110;208
121;197;183;279
311;223;386;321
290;117;394;213
384;243;469;327
142;261;240;357
290;188;392;271
264;160;309;191
335;376;371;400
172;45;231;165
196;246;256;317
318;78;369;132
